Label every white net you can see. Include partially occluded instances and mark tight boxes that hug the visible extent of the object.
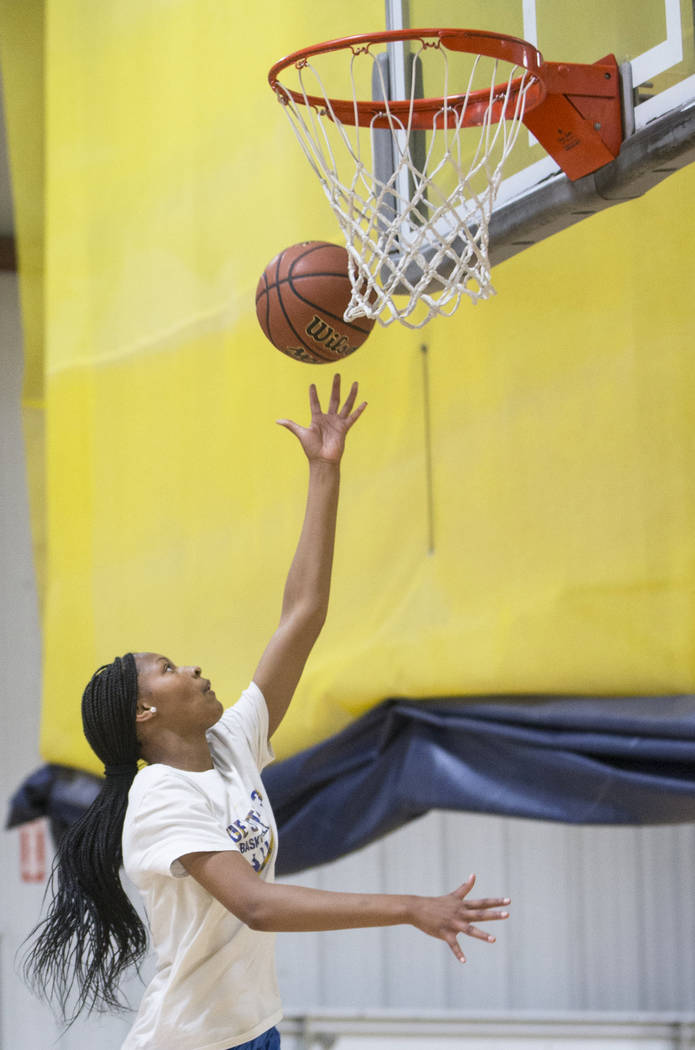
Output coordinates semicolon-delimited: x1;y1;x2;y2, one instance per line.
272;36;538;328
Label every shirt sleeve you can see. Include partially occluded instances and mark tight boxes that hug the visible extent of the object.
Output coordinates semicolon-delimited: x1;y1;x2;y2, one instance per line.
210;681;274;771
126;771;239;880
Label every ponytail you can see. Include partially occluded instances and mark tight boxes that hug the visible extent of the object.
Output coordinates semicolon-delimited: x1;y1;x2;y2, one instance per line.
23;654;148;1022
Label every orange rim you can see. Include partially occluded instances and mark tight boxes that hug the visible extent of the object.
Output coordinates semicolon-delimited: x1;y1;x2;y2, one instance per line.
268;28;546;130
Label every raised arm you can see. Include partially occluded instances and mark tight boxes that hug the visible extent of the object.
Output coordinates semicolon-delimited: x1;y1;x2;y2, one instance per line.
253;374;366;737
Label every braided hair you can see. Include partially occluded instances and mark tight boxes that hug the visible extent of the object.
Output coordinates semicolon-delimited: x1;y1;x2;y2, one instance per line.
23;654;148;1022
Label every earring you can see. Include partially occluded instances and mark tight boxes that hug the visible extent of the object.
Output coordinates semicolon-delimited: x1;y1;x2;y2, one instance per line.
148;706;157;714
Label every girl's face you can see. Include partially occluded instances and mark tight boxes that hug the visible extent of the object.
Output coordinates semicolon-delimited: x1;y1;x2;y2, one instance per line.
134;652;223;735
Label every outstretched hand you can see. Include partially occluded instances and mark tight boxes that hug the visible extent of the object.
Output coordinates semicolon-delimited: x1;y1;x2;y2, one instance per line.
411;874;511;964
277;374;367;463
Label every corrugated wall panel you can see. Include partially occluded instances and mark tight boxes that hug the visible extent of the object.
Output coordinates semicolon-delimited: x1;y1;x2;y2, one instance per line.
276;812;695;1014
674;824;695;1005
275;866;325;1007
440;812;512;1010
578;825;643;1011
316;846;388;1007
381;811;449;1008
505;819;577;1010
639;825;693;1012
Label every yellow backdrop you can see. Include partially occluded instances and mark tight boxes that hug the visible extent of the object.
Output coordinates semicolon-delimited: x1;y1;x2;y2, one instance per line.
2;2;694;774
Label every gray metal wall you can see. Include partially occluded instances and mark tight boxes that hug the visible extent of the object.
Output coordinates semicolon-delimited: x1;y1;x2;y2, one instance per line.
276;813;695;1014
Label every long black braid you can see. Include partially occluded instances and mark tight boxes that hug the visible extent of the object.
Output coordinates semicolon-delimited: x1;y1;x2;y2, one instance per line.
23;653;148;1022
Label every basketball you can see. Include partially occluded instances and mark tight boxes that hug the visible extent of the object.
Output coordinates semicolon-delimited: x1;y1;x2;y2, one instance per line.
255;241;376;363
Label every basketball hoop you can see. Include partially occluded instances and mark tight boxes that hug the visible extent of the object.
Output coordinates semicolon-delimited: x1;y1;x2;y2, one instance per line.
268;29;621;328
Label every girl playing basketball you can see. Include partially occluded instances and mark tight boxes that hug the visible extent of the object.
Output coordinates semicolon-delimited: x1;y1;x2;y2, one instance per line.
24;376;510;1050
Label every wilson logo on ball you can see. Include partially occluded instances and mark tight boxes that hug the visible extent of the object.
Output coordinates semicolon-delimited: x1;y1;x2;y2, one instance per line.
305;315;357;357
255;241;376;364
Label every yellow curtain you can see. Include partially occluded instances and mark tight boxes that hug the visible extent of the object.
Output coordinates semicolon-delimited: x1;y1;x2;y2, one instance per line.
4;1;694;775
0;0;46;601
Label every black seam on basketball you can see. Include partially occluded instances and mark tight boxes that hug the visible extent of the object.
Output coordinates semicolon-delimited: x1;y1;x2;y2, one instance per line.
254;271;268;304
290;242;337;266
282;270;351;280
256;273;271;340
287;244;349;287
286;281;373;334
261;277;271;340
287;250;371;334
264;273;373;329
275;266;334;362
271;253;312;355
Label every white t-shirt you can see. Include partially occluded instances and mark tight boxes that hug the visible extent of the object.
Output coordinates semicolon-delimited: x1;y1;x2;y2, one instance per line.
121;682;282;1050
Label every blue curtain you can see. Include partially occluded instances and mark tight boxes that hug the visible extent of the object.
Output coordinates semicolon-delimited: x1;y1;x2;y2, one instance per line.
8;695;695;875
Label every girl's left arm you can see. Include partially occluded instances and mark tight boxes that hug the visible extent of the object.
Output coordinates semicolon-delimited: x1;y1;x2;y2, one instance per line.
252;375;366;737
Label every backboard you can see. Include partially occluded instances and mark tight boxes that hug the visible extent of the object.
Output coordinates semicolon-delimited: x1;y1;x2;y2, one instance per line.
384;0;695;269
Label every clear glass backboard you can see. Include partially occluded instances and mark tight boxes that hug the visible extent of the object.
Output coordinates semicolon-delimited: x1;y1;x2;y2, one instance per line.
382;1;695;268
387;0;695;203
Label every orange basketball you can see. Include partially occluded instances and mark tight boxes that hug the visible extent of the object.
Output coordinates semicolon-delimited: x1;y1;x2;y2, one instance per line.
255;241;376;364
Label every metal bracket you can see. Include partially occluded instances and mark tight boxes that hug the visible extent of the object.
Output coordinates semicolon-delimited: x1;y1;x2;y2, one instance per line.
523;55;623;180
488;99;695;269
